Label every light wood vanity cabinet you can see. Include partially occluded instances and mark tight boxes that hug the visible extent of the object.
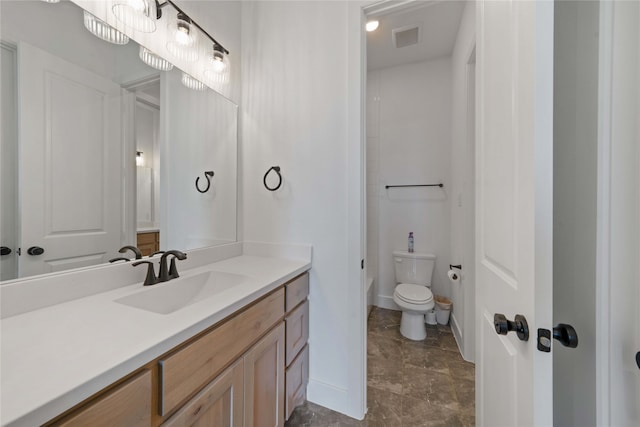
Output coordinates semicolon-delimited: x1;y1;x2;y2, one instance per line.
163;360;244;427
52;370;152;427
283;274;310;421
243;323;286;427
45;272;310;427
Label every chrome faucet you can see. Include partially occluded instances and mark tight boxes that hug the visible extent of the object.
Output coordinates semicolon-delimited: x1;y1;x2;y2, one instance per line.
119;245;143;260
159;250;187;282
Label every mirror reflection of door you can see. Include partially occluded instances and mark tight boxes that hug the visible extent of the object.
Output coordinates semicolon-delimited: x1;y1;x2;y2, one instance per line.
18;42;124;278
132;80;161;256
1;43;18;281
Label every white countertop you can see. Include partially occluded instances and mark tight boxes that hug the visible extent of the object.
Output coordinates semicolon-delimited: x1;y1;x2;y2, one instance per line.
0;253;310;427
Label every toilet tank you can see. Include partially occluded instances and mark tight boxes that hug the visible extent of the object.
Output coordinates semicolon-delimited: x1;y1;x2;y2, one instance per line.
393;251;436;286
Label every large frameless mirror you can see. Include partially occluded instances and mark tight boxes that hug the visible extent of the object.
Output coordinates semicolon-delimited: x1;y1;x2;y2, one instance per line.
0;0;237;281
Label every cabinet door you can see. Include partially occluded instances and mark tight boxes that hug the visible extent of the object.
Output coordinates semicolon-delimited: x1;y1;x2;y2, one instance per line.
163;360;244;427
243;323;285;427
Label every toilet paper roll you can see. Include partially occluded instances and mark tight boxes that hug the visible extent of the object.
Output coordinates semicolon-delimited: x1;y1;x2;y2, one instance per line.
447;269;460;283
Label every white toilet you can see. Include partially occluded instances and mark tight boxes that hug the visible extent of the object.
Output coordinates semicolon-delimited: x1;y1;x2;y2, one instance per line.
392;251;436;341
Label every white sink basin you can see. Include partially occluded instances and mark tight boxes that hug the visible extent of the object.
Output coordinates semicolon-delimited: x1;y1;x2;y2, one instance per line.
114;271;250;314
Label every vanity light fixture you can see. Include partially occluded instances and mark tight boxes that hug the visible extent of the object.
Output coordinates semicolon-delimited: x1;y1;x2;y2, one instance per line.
136;151;144;167
83;11;130;45
40;0;60;3
112;0;158;33
366;20;380;32
181;73;206;91
139;46;173;71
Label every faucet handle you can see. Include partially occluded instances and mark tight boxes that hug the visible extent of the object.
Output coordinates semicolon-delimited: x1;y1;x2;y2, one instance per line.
150;250;165;257
119;245;143;260
109;257;130;263
132;261;159;286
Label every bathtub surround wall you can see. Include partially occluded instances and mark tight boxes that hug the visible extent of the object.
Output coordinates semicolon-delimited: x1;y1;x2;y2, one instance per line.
241;1;365;418
367;58;452;310
449;1;476;361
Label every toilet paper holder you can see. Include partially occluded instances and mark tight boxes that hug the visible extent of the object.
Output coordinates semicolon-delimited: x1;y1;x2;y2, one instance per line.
449;264;462;270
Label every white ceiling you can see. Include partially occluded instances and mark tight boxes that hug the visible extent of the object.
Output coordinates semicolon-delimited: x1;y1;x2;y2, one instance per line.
366;1;465;71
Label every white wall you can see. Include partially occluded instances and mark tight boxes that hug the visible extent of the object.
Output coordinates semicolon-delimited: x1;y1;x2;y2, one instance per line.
241;1;365;418
552;2;599;425
449;0;475;361
367;58;452;309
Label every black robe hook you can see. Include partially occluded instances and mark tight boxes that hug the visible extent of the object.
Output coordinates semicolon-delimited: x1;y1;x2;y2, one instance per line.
195;171;215;193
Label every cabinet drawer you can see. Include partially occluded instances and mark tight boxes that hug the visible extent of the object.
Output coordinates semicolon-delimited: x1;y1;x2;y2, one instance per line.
159;288;285;416
163;360;244;427
285;300;309;366
285;273;309;312
285;345;309;421
53;370;151;427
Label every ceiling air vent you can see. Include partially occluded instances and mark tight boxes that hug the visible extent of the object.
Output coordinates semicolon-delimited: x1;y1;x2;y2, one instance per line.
392;24;422;48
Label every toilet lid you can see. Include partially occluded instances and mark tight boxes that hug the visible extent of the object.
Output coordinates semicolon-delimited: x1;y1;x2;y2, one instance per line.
395;283;433;304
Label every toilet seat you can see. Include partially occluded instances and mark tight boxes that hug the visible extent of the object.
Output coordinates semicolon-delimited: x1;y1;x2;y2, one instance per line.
394;283;433;305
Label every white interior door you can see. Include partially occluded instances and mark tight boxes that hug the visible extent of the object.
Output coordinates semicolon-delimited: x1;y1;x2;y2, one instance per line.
18;42;122;277
476;1;554;425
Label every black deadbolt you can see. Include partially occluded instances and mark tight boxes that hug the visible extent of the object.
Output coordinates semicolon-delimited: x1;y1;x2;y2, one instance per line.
27;246;45;256
494;313;529;341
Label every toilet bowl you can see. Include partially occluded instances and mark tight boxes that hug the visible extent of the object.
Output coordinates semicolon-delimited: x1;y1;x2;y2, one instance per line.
392;251;436;341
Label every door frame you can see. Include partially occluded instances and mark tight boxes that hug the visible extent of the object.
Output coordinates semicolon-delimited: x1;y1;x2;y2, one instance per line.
595;1;613;423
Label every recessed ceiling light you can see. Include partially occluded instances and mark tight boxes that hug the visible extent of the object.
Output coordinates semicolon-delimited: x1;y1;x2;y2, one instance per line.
366;20;379;32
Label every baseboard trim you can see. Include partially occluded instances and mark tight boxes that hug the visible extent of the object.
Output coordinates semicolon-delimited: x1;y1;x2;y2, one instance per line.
306;379;364;420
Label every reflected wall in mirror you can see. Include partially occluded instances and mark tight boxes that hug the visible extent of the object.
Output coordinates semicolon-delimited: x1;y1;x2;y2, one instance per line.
0;0;237;281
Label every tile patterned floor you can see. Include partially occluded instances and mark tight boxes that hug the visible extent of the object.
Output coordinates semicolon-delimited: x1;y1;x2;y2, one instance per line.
285;307;475;427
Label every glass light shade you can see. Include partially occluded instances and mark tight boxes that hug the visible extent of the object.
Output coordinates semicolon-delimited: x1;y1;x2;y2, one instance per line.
167;41;199;62
83;11;130;45
41;0;61;3
169;13;197;47
166;14;199;62
204;69;229;86
112;0;157;33
139;46;173;71
210;48;227;73
181;73;206;91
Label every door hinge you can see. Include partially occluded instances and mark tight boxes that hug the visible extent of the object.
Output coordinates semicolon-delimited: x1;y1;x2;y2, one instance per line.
361;259;364;270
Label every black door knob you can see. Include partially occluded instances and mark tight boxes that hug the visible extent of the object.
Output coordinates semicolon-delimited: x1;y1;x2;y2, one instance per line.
635;352;639;370
27;246;45;256
0;246;11;256
553;323;578;348
494;313;530;341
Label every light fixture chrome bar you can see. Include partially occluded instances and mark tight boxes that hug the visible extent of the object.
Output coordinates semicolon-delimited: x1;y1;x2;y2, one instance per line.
157;0;230;55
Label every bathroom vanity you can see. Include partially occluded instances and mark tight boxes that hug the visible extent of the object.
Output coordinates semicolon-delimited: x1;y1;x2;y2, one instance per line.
1;244;311;427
